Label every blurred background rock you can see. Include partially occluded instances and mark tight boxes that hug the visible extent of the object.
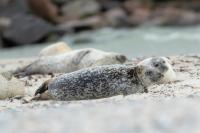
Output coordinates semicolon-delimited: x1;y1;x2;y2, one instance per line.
0;0;200;48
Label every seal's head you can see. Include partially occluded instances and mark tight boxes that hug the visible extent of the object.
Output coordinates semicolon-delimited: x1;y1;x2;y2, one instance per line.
136;57;176;86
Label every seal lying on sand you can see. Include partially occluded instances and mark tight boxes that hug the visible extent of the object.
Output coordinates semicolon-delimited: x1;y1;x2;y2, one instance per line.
34;57;175;101
14;48;127;77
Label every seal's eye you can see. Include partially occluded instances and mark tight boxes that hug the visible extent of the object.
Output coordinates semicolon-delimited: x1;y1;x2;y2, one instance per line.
162;60;166;64
154;63;159;67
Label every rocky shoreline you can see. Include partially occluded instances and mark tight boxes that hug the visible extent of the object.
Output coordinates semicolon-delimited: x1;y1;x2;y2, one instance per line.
1;0;200;47
1;55;200;132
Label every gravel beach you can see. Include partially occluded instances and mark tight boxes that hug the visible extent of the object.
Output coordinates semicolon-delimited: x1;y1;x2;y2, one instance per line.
1;55;200;133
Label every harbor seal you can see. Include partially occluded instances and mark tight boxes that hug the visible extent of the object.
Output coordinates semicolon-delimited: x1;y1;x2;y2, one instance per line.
14;48;127;77
34;57;173;101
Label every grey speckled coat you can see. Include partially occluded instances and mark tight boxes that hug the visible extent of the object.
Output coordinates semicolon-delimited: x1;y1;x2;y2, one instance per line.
36;65;147;101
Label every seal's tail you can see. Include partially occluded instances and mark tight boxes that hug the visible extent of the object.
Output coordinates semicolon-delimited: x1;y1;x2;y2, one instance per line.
13;71;28;78
35;80;50;96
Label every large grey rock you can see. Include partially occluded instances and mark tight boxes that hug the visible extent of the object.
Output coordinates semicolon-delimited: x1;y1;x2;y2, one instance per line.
61;0;100;19
2;14;54;45
0;0;29;17
0;0;55;46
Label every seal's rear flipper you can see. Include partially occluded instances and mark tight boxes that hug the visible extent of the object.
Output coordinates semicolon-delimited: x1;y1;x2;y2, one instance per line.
35;80;50;96
13;71;28;78
13;64;32;78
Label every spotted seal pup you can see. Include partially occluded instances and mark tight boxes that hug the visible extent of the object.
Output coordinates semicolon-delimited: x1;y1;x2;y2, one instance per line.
34;57;175;101
14;48;127;77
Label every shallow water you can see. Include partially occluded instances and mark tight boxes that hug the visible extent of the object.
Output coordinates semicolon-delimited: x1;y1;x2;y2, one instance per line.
1;26;200;59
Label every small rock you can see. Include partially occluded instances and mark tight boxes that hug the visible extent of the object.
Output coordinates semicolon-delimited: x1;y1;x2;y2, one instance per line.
39;41;72;57
0;74;25;100
61;0;100;19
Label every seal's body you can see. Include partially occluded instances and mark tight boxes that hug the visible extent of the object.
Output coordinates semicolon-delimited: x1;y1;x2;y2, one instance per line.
14;48;127;77
35;57;174;101
36;65;145;100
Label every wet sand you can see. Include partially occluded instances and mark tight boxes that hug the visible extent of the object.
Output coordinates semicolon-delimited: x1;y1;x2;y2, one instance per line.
0;55;200;132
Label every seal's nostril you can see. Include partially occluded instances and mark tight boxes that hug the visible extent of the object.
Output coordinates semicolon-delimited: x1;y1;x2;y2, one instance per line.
164;65;168;71
154;63;159;67
161;65;168;72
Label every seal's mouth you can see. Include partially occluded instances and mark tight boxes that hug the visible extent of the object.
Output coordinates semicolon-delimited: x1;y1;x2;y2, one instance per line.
148;72;164;83
161;65;169;73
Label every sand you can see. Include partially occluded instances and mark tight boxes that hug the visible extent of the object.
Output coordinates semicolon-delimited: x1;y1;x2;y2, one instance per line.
0;55;200;133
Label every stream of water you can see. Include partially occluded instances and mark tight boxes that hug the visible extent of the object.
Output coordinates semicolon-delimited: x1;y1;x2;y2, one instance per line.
1;26;200;59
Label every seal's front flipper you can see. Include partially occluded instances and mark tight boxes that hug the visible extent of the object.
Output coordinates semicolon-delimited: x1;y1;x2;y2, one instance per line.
72;49;91;65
